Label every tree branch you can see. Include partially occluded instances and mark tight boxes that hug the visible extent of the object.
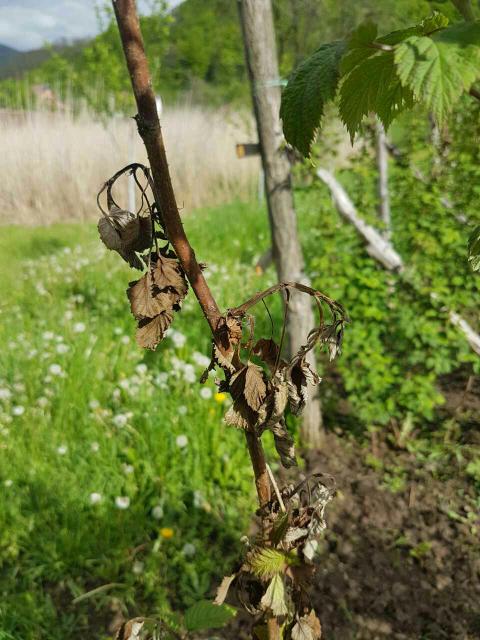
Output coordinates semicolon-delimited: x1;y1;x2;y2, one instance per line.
111;0;271;509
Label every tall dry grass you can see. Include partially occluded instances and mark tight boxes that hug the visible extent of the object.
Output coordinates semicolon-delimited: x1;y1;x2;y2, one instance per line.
0;104;260;225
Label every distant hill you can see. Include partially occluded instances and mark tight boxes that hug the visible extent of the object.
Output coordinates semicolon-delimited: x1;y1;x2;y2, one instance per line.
0;41;86;80
0;44;19;63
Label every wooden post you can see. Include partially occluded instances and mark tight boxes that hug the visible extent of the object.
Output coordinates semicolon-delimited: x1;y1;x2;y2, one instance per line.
237;0;323;448
375;120;391;240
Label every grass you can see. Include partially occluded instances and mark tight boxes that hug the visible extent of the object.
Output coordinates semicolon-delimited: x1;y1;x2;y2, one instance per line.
1;154;479;639
0;201;280;639
0;105;259;225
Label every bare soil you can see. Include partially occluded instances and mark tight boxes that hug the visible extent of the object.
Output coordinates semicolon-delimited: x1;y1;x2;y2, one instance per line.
224;430;480;640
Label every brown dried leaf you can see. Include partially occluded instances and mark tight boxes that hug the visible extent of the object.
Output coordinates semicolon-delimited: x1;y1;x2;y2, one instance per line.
127;271;175;320
271;419;297;468
214;574;237;605
224;404;250;430
257;376;289;431
244;363;267;412
115;617;144;640
136;311;173;350
98;216;123;251
291;610;322;640
152;254;187;297
226;363;268;431
226;315;243;346
253;338;282;372
286;358;320;416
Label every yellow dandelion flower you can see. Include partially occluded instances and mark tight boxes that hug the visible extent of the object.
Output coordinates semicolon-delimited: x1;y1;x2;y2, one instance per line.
160;527;174;539
214;392;227;404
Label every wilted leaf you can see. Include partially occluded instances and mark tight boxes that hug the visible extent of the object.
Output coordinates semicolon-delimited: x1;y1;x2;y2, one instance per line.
224;404;251;430
253;338;282;372
136;311;173;350
98;204;152;270
257;377;289;431
226;363;268;430
98;216;123;251
244;363;267;412
184;600;235;632
152;254;188;297
286;357;320;416
271;419;297;469
260;574;289;617
214;574;237;606
291;610;322;640
115;618;144;640
226;315;243;346
127;270;174;320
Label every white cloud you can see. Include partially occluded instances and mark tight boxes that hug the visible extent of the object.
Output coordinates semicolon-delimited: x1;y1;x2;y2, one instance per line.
0;0;183;52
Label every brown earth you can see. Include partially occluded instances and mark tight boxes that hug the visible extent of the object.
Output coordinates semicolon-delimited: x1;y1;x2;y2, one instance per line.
222;430;480;640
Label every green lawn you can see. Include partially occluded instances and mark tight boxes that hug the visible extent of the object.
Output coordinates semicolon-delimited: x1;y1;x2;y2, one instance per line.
0;202;279;639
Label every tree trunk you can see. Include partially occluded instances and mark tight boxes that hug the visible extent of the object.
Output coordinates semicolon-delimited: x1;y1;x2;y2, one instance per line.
375;120;391;239
238;0;323;448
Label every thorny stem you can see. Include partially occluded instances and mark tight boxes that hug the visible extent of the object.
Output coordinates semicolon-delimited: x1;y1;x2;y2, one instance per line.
110;0;272;528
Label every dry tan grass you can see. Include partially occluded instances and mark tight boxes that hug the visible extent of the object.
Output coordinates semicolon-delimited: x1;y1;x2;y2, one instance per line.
0;104;260;225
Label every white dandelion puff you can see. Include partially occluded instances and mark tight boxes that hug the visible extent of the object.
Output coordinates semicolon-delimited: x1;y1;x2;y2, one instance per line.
115;496;130;510
176;434;188;449
200;387;212;400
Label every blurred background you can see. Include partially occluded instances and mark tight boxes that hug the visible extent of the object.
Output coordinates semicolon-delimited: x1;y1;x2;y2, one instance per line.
0;1;479;639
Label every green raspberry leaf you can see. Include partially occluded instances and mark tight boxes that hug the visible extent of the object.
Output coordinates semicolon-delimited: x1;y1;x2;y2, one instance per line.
184;600;236;632
395;21;480;124
339;52;414;142
280;40;346;157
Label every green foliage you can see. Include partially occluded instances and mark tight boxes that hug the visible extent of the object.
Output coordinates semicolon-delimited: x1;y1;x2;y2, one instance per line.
395;21;480;123
249;547;291;579
299;101;480;429
339;45;414;142
184;600;235;631
468;226;480;271
280;41;345;156
281;11;480;154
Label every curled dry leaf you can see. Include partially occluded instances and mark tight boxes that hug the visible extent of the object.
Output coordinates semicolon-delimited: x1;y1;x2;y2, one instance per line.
260;574;290;617
152;253;188;298
216;283;347;468
271;419;297;468
98;205;152;271
225;363;268;431
126;251;188;350
136;310;173;350
127;270;174;320
115;617;145;640
291;610;322;640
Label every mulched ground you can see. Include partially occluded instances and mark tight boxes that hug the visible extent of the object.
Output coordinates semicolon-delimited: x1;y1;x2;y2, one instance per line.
222;429;480;640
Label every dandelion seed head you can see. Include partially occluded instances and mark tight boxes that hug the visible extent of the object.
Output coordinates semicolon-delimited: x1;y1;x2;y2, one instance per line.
200;387;212;400
176;434;188;449
89;492;102;505
152;505;164;520
115;496;130;510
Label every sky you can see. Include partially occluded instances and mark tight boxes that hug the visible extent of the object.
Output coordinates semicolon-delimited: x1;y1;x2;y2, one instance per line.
0;0;183;51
